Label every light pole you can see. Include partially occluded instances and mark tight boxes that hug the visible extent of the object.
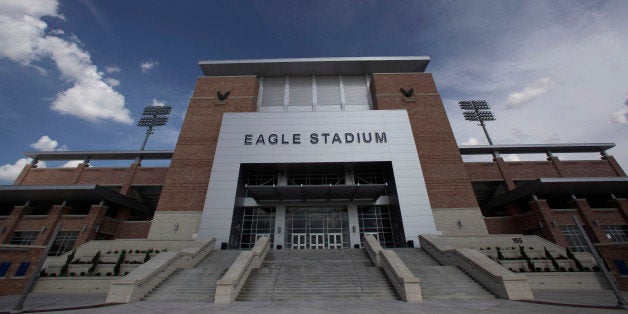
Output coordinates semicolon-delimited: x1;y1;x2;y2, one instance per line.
459;100;496;145
137;105;172;151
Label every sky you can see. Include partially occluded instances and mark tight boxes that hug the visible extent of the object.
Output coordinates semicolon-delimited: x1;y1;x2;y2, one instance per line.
0;0;626;183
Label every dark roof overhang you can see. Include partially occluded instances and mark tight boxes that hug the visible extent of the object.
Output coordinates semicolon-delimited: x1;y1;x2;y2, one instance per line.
0;185;152;215
483;177;628;210
245;184;387;203
199;57;430;76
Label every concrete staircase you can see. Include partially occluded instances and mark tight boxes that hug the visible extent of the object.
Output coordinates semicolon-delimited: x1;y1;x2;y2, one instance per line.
238;249;399;301
143;250;241;302
392;248;495;300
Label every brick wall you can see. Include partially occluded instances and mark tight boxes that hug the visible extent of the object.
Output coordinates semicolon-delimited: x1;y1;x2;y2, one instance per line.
0;246;45;296
372;73;478;209
155;76;258;212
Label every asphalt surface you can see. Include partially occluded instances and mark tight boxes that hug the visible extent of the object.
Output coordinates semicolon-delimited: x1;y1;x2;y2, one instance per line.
1;289;627;314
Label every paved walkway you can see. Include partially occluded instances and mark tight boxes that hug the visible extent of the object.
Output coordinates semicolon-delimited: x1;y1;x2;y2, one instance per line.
0;290;626;313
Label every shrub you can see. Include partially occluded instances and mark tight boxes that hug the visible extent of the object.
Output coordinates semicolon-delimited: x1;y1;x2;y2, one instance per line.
50;273;57;277
519;267;525;272
70;272;76;276
114;250;126;276
106;251;111;254
135;249;140;254
566;247;584;271
39;270;47;277
559;267;566;271
496;247;505;260
124;272;129;276
592;265;601;271
94;272;101;276
88;251;101;274
545;248;560;271
60;250;76;276
106;272;112;276
544;268;550;272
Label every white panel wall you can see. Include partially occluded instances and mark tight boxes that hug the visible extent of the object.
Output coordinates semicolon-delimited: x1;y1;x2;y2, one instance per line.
199;110;439;246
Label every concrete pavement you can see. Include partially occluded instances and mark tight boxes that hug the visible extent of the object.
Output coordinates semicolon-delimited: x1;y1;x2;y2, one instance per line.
1;289;627;313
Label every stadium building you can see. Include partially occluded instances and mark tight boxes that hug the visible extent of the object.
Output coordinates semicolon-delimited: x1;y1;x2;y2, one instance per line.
0;57;626;303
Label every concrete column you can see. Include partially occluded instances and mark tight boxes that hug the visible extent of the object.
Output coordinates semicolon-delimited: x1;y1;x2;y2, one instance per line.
347;205;360;248
612;198;628;222
275;205;286;249
529;199;567;247
75;205;108;247
570;198;609;243
34;205;65;245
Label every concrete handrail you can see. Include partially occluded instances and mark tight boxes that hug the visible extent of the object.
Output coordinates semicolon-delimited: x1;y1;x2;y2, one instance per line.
419;235;533;300
215;236;270;303
364;235;422;303
106;238;215;303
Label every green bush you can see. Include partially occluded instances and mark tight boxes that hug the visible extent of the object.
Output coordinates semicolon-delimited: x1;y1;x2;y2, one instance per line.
114;250;126;276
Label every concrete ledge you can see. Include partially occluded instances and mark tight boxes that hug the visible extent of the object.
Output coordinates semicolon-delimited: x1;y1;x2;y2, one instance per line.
526;272;610;290
33;277;114;294
365;235;422;303
420;235;534;301
105;238;215;303
215;236;270;304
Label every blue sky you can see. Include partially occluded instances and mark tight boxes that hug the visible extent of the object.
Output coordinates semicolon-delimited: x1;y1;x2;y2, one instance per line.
1;0;627;182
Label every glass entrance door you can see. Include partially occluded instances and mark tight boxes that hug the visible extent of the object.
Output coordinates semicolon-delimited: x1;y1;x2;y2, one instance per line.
310;233;325;249
286;207;349;249
327;233;343;249
292;233;307;249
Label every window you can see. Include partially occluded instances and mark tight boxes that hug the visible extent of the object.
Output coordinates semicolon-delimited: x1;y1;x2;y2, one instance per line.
14;262;30;277
358;206;395;248
0;262;10;277
258;75;370;112
48;231;79;256
603;225;628;242
560;225;589;252
240;207;275;249
9;231;39;245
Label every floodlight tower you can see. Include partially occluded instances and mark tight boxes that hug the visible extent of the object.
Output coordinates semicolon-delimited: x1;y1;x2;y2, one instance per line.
459;100;496;145
137;105;172;151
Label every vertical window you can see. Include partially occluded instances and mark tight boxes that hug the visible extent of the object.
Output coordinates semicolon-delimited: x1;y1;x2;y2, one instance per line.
358;206;394;248
316;76;341;110
560;225;589;252
288;76;313;109
14;262;31;277
260;77;285;109
603;225;628;242
9;231;39;245
343;76;370;111
48;231;79;256
258;75;370;112
0;262;11;277
240;207;275;249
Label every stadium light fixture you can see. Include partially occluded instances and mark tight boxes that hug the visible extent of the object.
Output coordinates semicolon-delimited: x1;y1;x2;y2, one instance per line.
138;105;172;151
459;100;496;145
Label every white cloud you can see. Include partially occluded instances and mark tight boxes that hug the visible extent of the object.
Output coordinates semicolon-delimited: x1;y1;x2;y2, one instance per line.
152;98;166;107
140;60;158;73
0;1;132;124
0;158;46;182
30;135;58;151
439;2;628;170
612;107;628;124
503;154;521;162
504;77;553;109
61;160;83;168
462;137;479;145
104;78;120;86
104;65;121;73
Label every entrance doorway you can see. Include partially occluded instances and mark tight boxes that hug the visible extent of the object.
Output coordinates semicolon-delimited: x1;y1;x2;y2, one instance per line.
286;207;349;249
